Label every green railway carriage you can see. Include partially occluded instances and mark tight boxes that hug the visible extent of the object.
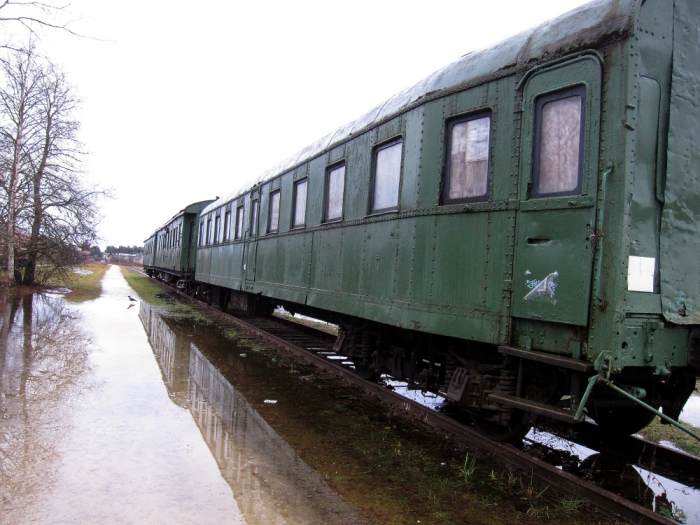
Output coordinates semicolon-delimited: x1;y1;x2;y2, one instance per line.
143;234;157;270
190;0;700;440
144;200;214;285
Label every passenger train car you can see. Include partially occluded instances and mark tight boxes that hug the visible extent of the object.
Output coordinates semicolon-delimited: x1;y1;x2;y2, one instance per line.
144;199;214;285
145;0;700;441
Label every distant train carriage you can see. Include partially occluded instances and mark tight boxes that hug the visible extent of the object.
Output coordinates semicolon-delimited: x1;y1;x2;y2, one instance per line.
149;0;699;441
143;200;214;288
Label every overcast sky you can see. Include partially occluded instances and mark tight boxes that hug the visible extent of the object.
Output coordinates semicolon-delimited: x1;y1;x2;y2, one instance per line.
5;0;592;249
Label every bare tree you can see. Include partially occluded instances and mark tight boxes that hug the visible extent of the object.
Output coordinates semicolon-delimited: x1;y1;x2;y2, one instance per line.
0;45;105;286
0;45;43;286
0;1;80;37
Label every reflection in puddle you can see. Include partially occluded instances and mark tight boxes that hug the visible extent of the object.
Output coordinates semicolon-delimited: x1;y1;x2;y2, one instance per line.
140;303;362;525
3;266;247;524
0;293;92;523
525;428;699;523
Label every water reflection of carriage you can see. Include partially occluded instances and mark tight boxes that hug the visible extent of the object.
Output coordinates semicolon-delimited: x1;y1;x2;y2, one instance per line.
139;304;359;524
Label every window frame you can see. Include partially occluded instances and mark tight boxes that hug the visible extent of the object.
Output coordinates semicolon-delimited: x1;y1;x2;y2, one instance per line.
370;137;403;214
214;214;221;244
442;111;492;205
292;178;308;228
205;216;212;245
223;210;231;241
530;85;586;199
267;190;281;233
324;162;345;223
235;205;244;240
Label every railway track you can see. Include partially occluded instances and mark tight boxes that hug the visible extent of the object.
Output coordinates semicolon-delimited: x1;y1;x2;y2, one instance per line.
136;271;696;524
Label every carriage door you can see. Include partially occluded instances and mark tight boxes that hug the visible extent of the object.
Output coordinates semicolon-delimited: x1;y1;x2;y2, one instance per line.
511;57;602;327
243;196;259;288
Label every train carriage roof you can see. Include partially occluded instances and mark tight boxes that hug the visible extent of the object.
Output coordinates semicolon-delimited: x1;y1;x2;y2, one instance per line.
204;0;637;215
155;199;215;233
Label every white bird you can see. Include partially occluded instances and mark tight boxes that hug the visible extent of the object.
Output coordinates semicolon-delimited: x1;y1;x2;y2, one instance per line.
128;295;137;302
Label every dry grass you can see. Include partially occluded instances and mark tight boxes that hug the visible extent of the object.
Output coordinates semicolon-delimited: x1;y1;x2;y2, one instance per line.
639;416;700;457
63;263;110;302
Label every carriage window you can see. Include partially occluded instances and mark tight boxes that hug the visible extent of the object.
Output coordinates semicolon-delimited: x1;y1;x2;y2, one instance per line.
533;87;585;197
214;215;221;243
325;164;345;222
206;218;212;245
372;139;402;213
293;179;308;228
444;114;491;203
235;205;244;239
223;211;231;241
199;222;205;246
268;191;280;233
250;200;258;237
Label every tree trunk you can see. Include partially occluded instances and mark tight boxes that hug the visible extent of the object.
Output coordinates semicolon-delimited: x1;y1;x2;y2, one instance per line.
20;111;49;286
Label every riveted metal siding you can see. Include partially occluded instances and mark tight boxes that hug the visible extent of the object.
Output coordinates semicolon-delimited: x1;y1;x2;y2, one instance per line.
393;218;416;305
197;245;212;283
410;217;437;308
338;224;364;296
360;220;399;300
208;242;244;290
432;214;487;309
310;228;343;293
660;0;700;325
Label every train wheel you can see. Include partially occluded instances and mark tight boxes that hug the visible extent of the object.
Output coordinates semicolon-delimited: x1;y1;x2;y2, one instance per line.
591;406;656;436
470;410;532;443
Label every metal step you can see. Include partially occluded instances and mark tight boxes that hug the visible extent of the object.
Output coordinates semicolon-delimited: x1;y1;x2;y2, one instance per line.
498;345;594;373
488;392;577;423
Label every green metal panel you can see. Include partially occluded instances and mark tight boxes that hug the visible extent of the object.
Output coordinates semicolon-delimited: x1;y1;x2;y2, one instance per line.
282;233;312;289
361;220;399;300
407;216;435;306
208;242;244;290
310;227;343;292
660;0;700;325
399;108;423;210
339;224;364;296
511;56;602;328
393;218;416;304
197;246;212;283
344;134;371;221
432;213;489;309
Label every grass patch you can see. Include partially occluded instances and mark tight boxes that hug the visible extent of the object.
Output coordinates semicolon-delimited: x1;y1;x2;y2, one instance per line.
638;417;700;457
63;263;110;302
119;267;216;325
119;267;174;308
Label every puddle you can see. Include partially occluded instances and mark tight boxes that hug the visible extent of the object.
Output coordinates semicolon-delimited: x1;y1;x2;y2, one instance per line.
525;428;700;523
0;293;93;523
1;266;366;524
2;266;249;524
140;302;361;524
